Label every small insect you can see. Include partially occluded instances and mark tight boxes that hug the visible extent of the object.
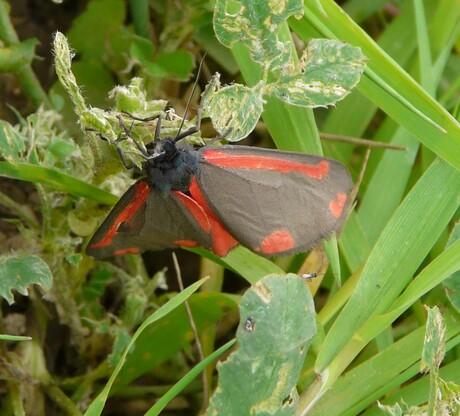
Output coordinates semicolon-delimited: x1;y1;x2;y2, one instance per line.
244;317;256;332
301;273;318;281
86;84;352;259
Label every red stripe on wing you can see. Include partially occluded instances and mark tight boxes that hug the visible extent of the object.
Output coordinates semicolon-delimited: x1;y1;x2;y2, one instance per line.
113;248;140;255
90;182;150;249
202;149;330;179
189;178;238;256
173;240;198;247
172;191;211;233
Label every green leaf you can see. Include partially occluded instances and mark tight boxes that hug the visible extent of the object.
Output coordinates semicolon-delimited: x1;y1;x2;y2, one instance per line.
203;76;264;141
208;274;316;415
110;77;168;115
307;325;428;416
152;50;194;80
0;255;53;304
213;0;303;71
0;161;117;206
130;40;194;80
67;0;126;59
232;38;323;154
0;38;38;72
0;121;26;162
269;39;366;107
48;138;80;159
129;36;154;62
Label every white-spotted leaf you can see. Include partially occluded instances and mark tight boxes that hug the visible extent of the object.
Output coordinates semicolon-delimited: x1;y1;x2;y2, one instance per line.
203;78;264;141
269;39;366;107
213;0;303;71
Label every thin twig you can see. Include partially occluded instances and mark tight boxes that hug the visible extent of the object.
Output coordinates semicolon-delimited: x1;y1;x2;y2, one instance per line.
350;147;371;207
320;132;406;151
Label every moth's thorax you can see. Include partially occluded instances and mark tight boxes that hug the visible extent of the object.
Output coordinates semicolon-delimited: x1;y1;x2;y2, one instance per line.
144;138;199;193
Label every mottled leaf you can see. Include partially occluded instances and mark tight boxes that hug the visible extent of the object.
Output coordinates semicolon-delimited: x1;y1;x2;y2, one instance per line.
208;274;316;415
269;39;366;107
203;75;264;141
213;0;303;71
421;306;446;373
0;121;25;162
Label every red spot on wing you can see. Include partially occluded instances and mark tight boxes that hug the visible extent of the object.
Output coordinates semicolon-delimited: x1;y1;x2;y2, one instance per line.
203;149;330;179
329;193;347;218
257;229;296;255
90;182;150;249
174;239;198;247
189;178;238;256
113;248;140;255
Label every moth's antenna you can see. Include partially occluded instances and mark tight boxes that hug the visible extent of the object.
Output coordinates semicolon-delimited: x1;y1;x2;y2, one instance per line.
176;54;206;139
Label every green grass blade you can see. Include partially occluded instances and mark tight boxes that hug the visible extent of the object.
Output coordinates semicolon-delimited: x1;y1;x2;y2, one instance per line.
0;335;32;341
316;160;460;374
320;237;460;385
356;129;419;246
304;313;460;416
339;211;369;272
413;0;433;94
145;339;236;416
0;161;117;205
190;246;284;284
84;277;208;416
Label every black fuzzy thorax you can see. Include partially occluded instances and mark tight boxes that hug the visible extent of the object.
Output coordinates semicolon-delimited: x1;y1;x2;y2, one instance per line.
143;138;200;193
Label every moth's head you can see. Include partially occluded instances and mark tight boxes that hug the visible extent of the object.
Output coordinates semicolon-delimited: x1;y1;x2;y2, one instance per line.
146;138;177;162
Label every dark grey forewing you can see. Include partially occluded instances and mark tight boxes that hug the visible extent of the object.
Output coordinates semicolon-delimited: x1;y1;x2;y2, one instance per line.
86;181;212;258
197;146;352;255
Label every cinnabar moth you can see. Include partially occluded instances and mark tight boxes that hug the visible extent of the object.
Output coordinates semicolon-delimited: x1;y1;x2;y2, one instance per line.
86;107;352;259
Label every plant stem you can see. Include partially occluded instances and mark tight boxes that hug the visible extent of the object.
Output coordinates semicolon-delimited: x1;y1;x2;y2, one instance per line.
44;383;84;416
0;0;52;109
0;190;39;228
130;0;150;38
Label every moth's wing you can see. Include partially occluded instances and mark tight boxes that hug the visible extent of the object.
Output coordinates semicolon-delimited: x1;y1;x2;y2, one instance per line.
86;180;212;258
197;146;352;256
